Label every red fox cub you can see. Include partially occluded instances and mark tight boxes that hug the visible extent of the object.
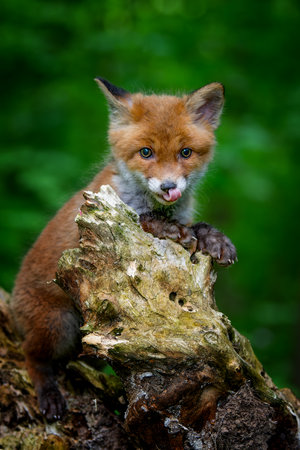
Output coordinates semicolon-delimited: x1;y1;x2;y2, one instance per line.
12;78;237;420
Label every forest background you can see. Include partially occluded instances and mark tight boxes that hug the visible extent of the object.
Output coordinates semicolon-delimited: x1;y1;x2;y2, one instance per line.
1;0;299;395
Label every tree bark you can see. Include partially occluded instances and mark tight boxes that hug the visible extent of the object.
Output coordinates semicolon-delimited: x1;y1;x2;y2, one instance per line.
1;186;299;449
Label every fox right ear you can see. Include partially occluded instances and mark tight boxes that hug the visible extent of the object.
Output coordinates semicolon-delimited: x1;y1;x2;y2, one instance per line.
94;77;132;123
185;82;225;129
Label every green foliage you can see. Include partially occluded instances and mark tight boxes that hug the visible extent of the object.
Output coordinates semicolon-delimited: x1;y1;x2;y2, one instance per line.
1;0;299;394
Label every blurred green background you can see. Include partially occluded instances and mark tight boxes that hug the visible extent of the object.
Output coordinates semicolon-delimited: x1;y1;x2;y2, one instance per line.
1;0;299;394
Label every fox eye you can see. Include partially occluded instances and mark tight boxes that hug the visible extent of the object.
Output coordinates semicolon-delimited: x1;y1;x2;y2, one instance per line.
180;148;192;158
140;147;153;158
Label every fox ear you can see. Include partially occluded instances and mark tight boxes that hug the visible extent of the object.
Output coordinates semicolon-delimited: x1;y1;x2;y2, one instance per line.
185;82;225;129
94;77;132;123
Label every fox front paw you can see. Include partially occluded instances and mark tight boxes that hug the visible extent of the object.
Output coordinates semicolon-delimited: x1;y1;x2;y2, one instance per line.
140;213;197;253
192;222;237;266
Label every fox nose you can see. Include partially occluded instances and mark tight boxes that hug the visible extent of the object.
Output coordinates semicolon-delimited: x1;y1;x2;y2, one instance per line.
160;181;177;192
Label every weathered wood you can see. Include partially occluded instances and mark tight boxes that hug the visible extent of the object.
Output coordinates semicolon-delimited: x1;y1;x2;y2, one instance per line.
54;186;300;449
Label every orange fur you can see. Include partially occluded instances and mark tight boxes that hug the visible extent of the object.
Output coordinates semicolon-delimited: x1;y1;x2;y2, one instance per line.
12;79;224;419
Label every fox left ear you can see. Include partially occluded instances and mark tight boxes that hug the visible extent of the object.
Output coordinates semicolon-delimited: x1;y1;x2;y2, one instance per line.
185;82;225;129
94;77;132;123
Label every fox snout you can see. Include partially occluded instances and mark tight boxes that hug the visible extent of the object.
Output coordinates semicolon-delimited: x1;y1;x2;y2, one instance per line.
160;181;177;192
148;177;185;204
160;181;182;202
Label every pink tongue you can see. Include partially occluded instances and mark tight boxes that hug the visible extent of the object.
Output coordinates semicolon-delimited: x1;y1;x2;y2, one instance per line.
163;188;182;202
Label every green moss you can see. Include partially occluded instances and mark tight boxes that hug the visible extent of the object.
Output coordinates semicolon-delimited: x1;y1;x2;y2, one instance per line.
96;299;119;322
112;327;124;336
0;432;68;450
67;360;122;396
80;322;94;333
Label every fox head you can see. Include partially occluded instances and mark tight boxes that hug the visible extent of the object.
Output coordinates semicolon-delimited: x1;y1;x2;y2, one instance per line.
95;77;224;206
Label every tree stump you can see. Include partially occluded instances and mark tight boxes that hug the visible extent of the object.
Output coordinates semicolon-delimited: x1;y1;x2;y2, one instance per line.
54;186;300;449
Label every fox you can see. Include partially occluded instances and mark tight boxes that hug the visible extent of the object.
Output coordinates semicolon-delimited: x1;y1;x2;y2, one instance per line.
12;78;237;420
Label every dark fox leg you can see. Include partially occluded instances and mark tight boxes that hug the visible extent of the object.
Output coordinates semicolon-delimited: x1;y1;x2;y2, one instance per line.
139;214;236;266
26;357;66;420
192;222;237;266
139;213;198;254
16;288;82;420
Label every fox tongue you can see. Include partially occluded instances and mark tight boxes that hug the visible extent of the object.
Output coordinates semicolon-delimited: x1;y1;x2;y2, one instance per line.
163;188;182;202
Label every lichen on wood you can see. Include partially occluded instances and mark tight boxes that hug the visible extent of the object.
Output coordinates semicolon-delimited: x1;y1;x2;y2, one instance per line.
55;186;300;449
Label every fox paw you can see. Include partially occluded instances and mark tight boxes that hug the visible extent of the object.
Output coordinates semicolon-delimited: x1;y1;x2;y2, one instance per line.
38;384;66;421
140;213;197;253
192;222;237;266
